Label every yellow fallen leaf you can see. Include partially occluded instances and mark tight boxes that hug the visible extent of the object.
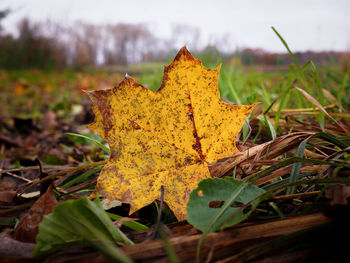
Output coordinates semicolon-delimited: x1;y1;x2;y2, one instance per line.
87;47;255;220
13;84;26;95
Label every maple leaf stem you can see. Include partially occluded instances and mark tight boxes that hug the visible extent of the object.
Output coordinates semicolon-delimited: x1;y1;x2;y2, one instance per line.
152;185;165;240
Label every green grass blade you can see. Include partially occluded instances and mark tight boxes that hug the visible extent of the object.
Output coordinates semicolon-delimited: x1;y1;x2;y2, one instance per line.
159;224;179;263
287;132;348;194
250;156;350;187
301;60;316;72
269;201;285;218
107;212;149;232
264;115;276;140
60;166;103;189
272;26;300;69
274;85;291;131
261;82;271;105
237;176;350;231
66;132;110;155
225;75;242;104
338;69;350;108
286;137;309;195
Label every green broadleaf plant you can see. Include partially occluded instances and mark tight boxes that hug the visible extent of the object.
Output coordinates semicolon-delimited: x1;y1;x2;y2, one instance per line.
187;177;265;232
33;197;132;263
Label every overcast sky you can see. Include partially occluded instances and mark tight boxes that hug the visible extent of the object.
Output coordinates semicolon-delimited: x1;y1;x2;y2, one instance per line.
1;0;349;52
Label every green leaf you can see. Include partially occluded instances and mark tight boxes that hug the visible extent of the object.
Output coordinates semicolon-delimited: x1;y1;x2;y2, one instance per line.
187;177;265;232
33;197;133;263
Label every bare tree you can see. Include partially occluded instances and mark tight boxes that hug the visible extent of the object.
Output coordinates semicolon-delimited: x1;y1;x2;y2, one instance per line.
102;23;158;65
68;22;101;68
0;8;10;33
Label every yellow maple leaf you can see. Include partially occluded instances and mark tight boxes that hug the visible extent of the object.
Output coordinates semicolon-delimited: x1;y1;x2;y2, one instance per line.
87;47;255;220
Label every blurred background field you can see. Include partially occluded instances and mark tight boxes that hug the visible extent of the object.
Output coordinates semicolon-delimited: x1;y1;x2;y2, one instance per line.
0;1;349;126
1;43;349;129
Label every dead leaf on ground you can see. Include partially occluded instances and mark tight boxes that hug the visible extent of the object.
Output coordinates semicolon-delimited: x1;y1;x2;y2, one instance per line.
13;184;58;243
39;110;57;130
87;47;255;220
325;184;350;206
0;182;17;203
0;235;36;258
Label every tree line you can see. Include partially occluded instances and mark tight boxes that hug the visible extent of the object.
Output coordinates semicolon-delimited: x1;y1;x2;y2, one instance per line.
0;17;173;69
0;11;348;71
